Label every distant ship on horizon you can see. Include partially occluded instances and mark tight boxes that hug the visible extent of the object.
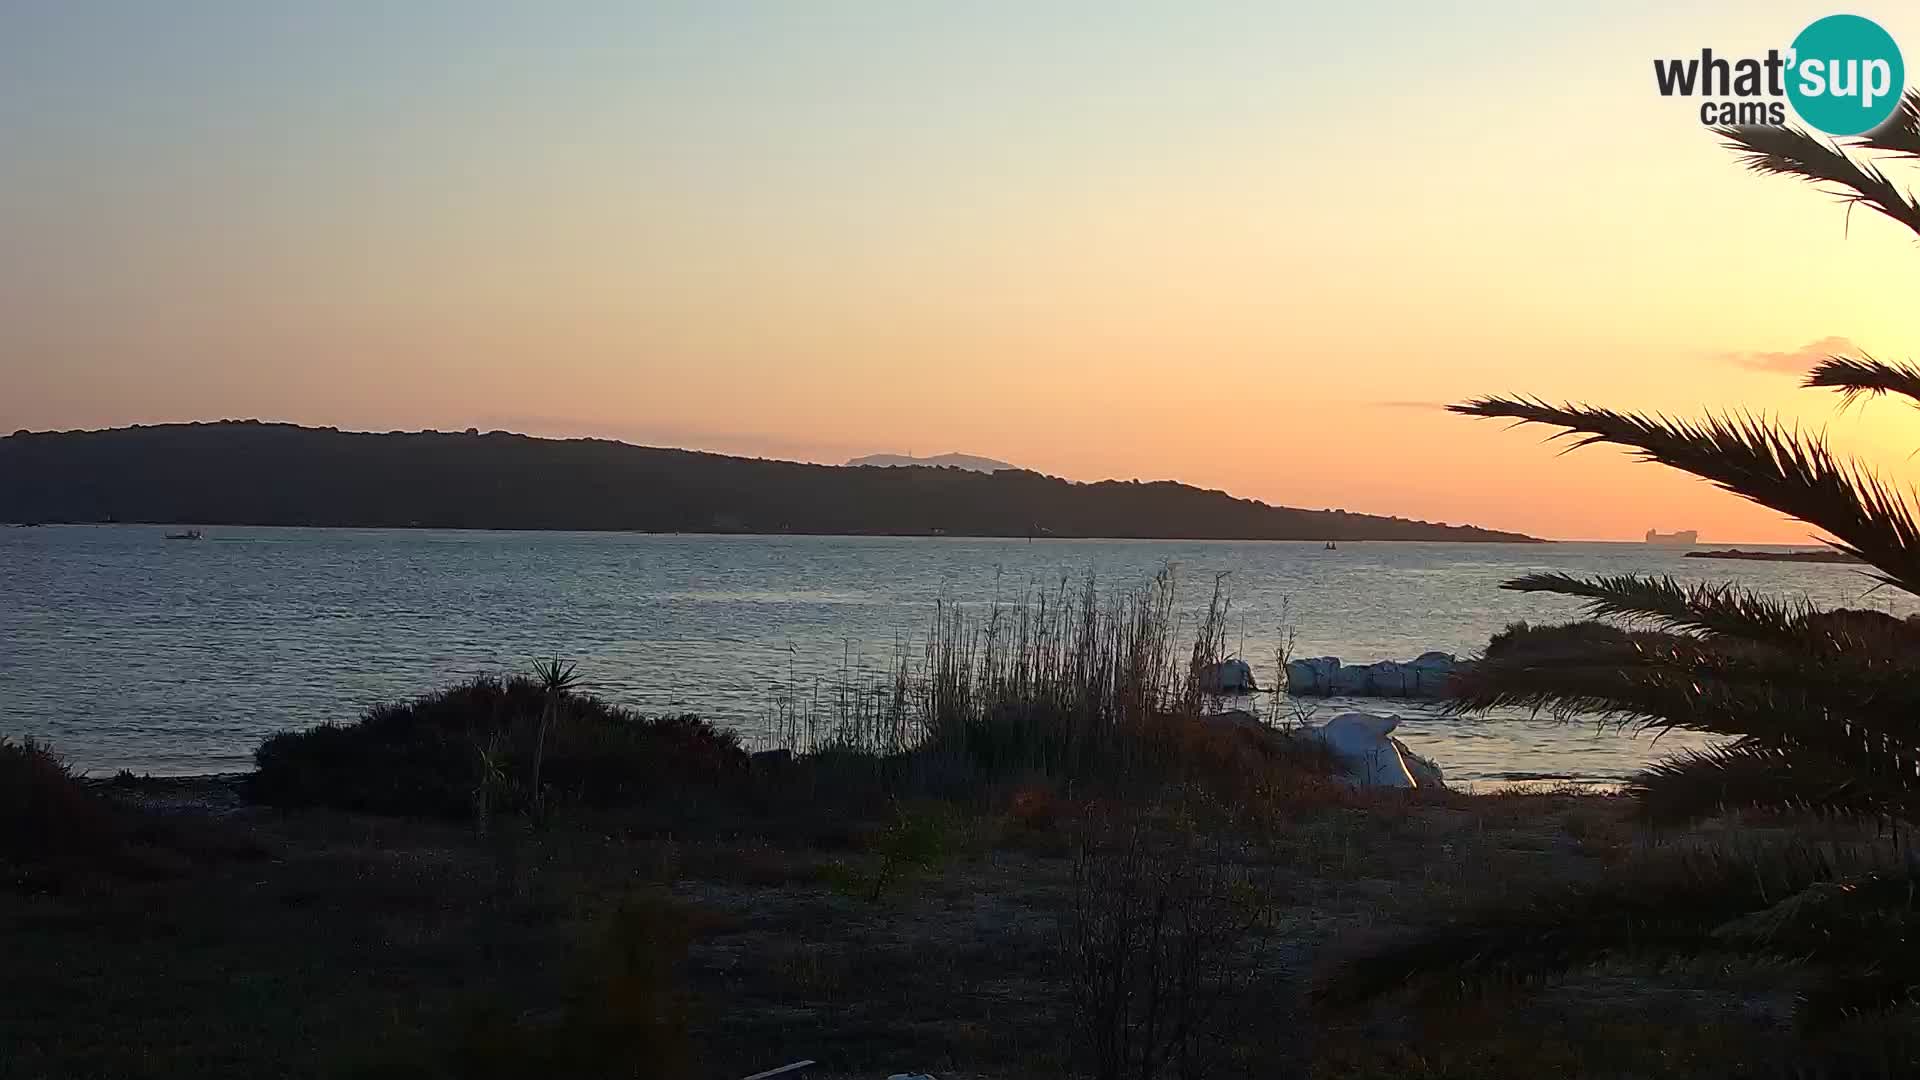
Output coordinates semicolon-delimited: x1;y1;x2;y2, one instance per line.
1645;528;1699;546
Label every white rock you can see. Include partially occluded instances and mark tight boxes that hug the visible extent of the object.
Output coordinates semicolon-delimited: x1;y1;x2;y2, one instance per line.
1406;652;1459;695
1196;658;1257;693
1285;656;1342;694
1367;660;1417;695
1393;737;1445;787
1303;712;1436;789
1329;663;1369;695
1286;652;1461;698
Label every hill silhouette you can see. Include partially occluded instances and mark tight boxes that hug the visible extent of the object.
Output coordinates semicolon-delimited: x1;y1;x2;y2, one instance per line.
0;421;1539;541
845;452;1015;473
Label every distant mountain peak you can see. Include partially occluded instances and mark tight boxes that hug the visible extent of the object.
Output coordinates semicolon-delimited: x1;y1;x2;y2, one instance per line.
846;452;1016;473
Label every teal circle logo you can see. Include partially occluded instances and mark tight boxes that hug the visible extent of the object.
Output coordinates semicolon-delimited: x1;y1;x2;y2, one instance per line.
1786;15;1904;135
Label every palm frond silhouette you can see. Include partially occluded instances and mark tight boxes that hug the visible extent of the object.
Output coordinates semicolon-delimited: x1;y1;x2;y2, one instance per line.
1317;90;1920;1028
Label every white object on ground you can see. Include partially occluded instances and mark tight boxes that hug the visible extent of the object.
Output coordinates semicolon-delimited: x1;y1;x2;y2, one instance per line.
1394;737;1445;788
1196;658;1257;693
1304;712;1430;789
1201;708;1444;789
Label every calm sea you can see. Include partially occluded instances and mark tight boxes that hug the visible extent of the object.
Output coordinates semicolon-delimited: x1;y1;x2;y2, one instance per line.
2;526;1905;786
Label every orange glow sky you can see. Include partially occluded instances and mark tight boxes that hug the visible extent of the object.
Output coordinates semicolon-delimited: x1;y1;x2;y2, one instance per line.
4;2;1919;541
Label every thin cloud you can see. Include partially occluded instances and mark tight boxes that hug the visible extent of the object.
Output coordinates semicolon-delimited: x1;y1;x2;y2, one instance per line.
1719;335;1860;374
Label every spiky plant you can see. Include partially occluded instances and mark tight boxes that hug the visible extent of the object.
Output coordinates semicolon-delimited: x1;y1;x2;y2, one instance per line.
1317;91;1920;1027
529;658;580;823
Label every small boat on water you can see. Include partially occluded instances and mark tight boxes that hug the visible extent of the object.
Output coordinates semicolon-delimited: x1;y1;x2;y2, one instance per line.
164;529;204;541
1324;541;1338;551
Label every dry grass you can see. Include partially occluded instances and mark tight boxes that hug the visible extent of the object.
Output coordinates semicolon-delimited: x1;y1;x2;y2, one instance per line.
4;762;1842;1079
761;569;1318;795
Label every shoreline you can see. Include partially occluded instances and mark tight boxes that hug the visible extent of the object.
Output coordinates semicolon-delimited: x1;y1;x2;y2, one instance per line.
11;520;1555;543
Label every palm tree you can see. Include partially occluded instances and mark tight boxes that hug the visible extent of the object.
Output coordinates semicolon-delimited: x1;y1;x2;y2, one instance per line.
1316;91;1920;1027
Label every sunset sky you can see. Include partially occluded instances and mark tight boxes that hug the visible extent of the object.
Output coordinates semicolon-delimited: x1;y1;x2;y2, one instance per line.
4;2;1919;542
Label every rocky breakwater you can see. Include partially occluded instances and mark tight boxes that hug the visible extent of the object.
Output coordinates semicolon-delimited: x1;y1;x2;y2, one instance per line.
1285;652;1466;698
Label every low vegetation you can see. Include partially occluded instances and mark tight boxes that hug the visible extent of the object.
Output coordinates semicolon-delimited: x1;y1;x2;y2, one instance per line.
2;738;264;899
1482;618;1640;661
353;890;698;1079
1064;794;1283;1080
765;570;1339;806
9;734;1823;1078
1;737;117;867
247;671;748;818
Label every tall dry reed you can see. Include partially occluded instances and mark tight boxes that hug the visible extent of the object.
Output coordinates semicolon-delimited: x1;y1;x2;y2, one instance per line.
766;568;1274;784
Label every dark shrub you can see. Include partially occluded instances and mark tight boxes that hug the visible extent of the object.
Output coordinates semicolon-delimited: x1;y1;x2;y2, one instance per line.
1484;619;1635;660
0;738;117;863
247;674;747;818
1064;799;1280;1079
2;740;262;890
350;891;695;1079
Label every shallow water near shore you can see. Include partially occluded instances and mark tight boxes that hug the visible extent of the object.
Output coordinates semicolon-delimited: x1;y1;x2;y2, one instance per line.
4;525;1907;783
